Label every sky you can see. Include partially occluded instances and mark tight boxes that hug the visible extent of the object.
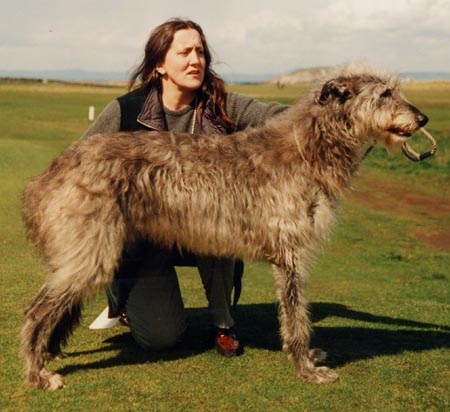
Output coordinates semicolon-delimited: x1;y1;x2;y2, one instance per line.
1;0;450;78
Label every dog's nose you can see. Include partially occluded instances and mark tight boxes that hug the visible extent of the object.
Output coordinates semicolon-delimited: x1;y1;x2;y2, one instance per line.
418;113;429;127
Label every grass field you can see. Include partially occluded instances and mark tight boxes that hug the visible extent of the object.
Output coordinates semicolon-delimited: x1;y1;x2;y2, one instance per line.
0;78;449;412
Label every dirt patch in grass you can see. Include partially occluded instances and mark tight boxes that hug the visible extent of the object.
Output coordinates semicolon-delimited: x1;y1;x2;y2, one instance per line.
410;230;450;250
350;176;450;250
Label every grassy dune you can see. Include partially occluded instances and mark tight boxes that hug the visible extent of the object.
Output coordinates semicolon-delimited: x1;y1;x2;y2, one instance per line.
0;80;448;412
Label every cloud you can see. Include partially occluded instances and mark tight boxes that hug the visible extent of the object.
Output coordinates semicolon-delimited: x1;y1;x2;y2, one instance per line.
209;0;450;73
1;0;449;74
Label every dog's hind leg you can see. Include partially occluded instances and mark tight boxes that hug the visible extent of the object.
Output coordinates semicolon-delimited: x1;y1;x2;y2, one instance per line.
273;261;338;384
21;285;69;389
46;301;83;360
21;267;116;389
21;214;126;389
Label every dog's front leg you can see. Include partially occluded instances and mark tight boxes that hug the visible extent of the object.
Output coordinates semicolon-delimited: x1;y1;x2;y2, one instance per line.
272;263;338;383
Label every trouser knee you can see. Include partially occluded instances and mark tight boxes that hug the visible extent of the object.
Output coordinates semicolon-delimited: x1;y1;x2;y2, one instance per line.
131;319;186;351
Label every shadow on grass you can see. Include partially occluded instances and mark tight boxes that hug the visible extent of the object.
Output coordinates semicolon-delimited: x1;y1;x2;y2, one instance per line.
236;302;450;367
57;302;450;376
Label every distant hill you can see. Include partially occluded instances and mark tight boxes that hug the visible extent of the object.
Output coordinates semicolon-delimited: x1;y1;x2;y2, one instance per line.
266;67;335;84
401;71;450;81
1;67;450;85
0;69;277;85
266;67;450;84
0;69;129;83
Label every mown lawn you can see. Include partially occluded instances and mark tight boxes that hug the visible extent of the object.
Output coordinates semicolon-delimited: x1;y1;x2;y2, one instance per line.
0;79;449;412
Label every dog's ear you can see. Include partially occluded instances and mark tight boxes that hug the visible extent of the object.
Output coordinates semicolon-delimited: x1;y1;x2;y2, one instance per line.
318;78;354;105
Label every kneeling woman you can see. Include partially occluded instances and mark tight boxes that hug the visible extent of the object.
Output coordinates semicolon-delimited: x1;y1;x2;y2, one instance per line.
83;18;288;356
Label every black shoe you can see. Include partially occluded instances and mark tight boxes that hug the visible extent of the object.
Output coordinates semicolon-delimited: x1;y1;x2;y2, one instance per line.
119;312;129;327
214;328;243;357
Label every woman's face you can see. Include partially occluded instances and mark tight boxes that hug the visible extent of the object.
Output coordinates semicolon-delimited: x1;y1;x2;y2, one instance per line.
157;28;206;94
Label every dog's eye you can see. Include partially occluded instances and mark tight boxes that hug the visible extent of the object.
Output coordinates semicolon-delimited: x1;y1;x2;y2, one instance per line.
380;88;393;98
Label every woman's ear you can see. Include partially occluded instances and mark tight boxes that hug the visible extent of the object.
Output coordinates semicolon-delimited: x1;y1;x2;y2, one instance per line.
156;65;166;75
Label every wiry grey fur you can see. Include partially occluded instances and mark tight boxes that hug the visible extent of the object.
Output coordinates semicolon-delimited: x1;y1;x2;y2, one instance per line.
21;65;428;389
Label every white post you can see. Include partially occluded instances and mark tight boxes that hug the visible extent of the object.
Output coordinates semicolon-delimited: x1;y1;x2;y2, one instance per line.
88;106;95;121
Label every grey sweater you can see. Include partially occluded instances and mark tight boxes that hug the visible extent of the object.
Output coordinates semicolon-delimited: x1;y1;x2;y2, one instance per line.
82;92;288;138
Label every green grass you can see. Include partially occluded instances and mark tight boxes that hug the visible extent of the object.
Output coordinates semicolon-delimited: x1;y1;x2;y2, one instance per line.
1;80;449;412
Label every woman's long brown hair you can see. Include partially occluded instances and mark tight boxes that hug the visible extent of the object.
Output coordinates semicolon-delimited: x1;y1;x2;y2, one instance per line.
128;18;234;129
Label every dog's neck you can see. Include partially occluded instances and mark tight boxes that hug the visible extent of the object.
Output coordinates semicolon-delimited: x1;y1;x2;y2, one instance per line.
282;106;368;201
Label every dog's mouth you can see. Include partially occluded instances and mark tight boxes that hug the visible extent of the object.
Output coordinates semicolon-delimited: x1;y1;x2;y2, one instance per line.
382;127;437;162
386;126;413;138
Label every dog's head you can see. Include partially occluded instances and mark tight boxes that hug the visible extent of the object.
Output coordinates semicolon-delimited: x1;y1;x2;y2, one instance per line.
316;66;428;153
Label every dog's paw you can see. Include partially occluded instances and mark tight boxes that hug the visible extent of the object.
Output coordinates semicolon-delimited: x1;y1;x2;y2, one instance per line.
298;366;339;384
46;373;65;390
37;369;65;390
308;348;327;363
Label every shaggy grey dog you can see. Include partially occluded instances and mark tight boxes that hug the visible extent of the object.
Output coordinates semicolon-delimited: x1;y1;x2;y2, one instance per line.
21;65;428;389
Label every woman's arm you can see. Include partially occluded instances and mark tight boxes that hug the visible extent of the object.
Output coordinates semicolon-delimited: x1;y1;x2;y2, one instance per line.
226;92;289;131
81;100;121;138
